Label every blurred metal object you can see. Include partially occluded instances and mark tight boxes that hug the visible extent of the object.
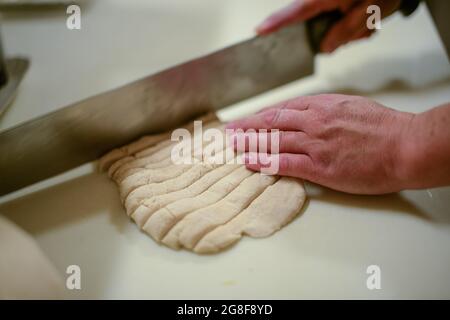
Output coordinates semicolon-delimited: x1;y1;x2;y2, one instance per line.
0;14;339;195
0;25;29;118
0;0;72;7
427;0;450;59
0;35;8;87
0;58;29;117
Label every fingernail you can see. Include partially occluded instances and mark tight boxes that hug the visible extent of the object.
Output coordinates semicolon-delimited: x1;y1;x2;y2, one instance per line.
243;153;258;165
225;122;236;130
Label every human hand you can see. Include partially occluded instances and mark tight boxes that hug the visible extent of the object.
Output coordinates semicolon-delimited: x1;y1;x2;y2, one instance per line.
227;94;416;194
256;0;401;52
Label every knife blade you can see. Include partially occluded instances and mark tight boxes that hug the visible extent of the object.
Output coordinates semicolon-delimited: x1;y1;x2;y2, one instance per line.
0;13;340;196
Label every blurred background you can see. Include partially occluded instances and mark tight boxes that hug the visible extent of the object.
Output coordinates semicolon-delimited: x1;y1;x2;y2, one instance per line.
0;0;449;299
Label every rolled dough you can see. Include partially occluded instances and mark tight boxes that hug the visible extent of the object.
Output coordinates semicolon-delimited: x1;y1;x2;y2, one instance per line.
98;115;307;254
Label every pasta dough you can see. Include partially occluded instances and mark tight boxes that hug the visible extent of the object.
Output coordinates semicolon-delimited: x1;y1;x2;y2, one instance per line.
99;115;306;254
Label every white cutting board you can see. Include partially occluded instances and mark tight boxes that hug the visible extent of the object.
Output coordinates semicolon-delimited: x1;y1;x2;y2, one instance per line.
1;0;450;299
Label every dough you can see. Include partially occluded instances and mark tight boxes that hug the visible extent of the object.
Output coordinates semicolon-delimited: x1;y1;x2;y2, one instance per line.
98;112;217;172
194;177;306;253
131;162;239;227
108;120;222;181
161;173;277;250
99;115;307;254
145;166;253;242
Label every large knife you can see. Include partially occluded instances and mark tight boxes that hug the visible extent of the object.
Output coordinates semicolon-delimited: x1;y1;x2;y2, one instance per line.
0;12;341;196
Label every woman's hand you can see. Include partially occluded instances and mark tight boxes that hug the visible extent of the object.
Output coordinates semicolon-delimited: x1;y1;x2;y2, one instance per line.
227;94;416;194
256;0;402;52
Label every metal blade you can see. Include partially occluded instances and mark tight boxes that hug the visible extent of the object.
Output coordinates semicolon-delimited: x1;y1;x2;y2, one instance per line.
0;23;314;195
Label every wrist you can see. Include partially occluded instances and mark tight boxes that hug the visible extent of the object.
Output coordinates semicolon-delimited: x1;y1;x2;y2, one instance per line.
394;110;439;190
392;111;423;190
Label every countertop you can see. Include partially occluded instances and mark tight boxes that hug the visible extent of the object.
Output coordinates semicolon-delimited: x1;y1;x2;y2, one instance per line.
1;0;450;298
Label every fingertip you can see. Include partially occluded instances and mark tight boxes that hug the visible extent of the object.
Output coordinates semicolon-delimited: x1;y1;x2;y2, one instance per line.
320;36;338;53
319;44;332;54
255;22;271;35
243;155;262;172
276;153;314;180
245;162;261;172
256;13;283;34
225;122;237;130
357;29;375;40
242;152;252;165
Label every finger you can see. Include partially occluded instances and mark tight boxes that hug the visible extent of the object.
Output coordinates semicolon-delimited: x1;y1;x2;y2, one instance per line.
243;152;316;180
256;0;360;35
321;0;400;52
258;94;355;114
349;28;375;42
320;4;368;53
323;28;373;53
226;108;306;132
231;131;311;154
256;0;334;35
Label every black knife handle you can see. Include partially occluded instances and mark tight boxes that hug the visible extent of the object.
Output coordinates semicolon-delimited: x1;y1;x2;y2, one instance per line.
306;10;343;54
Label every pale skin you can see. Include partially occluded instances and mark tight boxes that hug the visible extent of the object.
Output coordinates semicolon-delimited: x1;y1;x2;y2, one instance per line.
227;0;450;195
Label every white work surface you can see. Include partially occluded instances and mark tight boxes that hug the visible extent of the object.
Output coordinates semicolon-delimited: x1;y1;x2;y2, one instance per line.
1;0;450;299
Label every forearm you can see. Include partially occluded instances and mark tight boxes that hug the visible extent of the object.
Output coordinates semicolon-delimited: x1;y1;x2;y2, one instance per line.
400;103;450;189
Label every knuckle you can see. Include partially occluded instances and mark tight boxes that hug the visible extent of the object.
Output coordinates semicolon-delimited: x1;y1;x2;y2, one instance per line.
336;96;357;108
314;108;333;123
279;155;292;172
314;148;332;168
285;98;309;111
263;108;283;127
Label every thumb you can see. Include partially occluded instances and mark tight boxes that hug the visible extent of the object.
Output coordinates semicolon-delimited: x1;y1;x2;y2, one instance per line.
320;3;369;52
256;0;324;35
